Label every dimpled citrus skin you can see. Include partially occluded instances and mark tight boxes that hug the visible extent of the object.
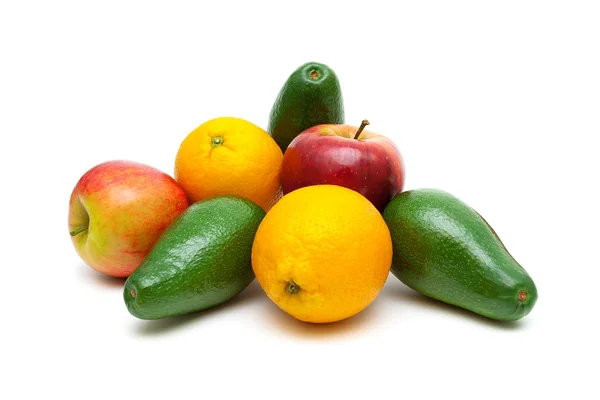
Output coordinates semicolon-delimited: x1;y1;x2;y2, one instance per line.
175;117;283;211
251;185;393;323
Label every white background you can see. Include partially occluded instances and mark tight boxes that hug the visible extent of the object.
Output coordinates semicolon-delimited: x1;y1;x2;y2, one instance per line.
1;1;599;399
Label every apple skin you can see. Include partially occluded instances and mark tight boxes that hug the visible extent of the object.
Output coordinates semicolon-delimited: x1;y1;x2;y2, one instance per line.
68;160;190;277
280;124;405;212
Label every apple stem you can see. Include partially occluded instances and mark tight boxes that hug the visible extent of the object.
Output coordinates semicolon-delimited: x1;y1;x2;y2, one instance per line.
353;119;370;140
69;226;87;237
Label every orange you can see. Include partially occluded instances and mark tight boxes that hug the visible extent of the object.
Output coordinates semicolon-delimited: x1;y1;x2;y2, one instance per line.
175;117;283;211
251;185;393;323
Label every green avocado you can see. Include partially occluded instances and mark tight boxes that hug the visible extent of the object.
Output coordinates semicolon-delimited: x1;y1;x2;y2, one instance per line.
383;189;538;321
124;196;265;320
267;61;345;152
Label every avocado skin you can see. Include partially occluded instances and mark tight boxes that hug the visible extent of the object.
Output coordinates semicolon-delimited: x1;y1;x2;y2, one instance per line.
383;189;538;321
267;61;345;152
124;196;265;320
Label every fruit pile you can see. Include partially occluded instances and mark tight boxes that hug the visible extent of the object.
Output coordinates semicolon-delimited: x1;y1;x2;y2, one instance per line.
69;62;537;324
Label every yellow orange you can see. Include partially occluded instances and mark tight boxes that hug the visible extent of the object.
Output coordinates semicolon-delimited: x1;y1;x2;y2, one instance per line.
175;117;283;211
251;185;393;323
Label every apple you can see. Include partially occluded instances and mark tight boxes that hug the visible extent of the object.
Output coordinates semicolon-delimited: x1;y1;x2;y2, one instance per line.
68;160;189;277
280;120;405;212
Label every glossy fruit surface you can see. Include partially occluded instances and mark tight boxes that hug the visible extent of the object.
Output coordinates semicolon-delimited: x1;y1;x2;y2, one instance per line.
68;160;189;277
124;196;265;320
175;117;283;211
251;185;392;323
267;61;344;152
281;122;404;211
383;189;538;321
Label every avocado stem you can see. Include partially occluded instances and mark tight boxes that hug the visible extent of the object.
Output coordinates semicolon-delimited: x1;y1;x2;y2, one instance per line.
69;226;87;237
285;281;300;294
130;289;136;299
518;290;527;303
353;119;370;140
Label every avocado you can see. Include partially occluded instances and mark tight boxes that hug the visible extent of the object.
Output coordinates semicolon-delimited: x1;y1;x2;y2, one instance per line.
124;196;265;320
383;189;537;321
267;61;345;152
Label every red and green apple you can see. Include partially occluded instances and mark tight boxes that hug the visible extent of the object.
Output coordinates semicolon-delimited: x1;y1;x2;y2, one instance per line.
280;120;405;211
68;160;189;278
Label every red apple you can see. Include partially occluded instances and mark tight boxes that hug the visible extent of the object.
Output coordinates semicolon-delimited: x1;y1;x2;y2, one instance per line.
68;160;189;277
280;120;405;211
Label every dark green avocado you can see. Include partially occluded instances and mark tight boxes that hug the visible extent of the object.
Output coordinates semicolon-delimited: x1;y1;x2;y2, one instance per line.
124;196;265;320
383;189;538;321
267;61;345;152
